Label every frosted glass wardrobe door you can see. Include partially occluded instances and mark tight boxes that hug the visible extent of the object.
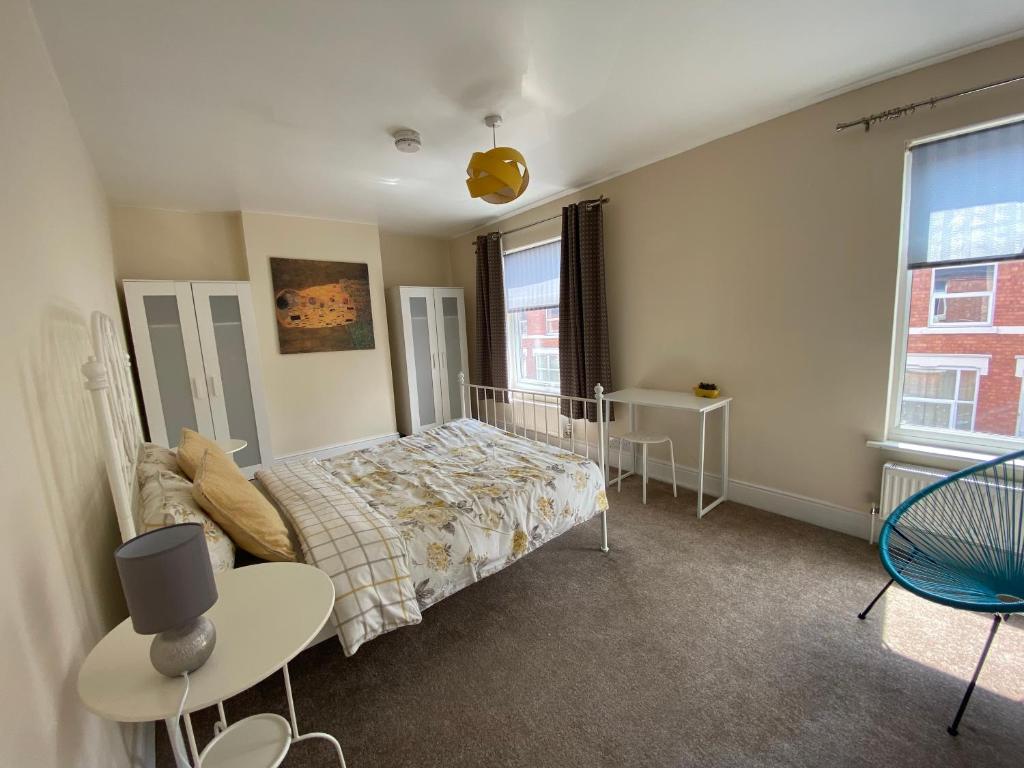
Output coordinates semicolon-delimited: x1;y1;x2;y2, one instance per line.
434;289;469;422
405;291;442;430
191;283;268;472
124;281;213;447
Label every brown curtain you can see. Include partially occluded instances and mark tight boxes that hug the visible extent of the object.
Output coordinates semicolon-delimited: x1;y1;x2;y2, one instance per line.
474;233;508;400
559;201;613;422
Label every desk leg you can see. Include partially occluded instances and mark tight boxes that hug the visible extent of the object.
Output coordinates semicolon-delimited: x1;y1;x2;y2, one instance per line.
164;717;191;768
722;402;730;502
697;411;706;518
698;403;729;519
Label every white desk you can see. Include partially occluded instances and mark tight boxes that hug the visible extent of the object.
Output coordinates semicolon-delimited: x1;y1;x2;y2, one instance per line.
604;388;731;518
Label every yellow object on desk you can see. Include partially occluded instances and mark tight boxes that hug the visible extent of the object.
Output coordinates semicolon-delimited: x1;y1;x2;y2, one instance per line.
693;387;720;398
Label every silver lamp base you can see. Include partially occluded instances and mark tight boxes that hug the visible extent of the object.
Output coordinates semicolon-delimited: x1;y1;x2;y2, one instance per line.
150;615;217;677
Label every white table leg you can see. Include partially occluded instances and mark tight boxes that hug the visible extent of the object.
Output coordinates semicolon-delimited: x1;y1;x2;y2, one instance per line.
629;402;637;474
722;402;730;501
698;403;729;518
164;717;191;768
697;411;706;518
283;662;348;767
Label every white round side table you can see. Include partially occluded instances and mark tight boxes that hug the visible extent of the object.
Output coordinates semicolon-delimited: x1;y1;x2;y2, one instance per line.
78;562;344;768
215;438;248;456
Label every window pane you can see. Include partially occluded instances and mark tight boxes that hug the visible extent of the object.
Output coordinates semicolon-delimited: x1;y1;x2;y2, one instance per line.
901;401;952;429
504;240;561;394
958;370;977;401
954;403;975;431
904;368;956;399
934;265;994;294
935;295;989;323
896;120;1024;447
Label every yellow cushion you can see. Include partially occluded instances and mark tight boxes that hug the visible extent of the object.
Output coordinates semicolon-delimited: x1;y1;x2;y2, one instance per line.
176;428;231;481
191;451;296;562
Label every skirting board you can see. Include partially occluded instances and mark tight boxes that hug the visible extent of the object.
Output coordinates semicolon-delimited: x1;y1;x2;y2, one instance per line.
271;431;400;464
610;451;872;540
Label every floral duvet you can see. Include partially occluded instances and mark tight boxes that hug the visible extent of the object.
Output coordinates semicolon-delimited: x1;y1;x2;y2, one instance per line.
258;418;607;654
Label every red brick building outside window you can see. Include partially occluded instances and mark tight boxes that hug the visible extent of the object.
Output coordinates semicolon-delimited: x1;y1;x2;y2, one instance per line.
902;261;1024;438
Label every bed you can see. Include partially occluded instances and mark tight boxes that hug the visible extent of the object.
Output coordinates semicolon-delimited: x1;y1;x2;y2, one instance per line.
83;311;611;657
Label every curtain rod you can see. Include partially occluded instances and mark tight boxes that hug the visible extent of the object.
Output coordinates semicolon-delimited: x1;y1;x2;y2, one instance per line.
835;72;1024;132
479;196;609;241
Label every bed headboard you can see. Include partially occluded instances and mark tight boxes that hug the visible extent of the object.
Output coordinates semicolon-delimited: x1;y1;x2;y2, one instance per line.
82;310;144;543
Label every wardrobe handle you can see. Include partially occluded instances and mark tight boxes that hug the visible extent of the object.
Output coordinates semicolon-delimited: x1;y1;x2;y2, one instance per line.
191;377;202;400
207;375;218;398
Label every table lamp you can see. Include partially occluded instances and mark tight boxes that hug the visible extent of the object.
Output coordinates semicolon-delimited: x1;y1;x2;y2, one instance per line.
115;523;218;677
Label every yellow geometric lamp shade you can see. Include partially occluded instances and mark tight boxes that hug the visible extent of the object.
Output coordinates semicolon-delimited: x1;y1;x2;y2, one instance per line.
466;146;530;204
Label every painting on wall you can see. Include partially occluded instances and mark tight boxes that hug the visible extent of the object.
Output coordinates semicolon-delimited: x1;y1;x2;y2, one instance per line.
269;257;375;354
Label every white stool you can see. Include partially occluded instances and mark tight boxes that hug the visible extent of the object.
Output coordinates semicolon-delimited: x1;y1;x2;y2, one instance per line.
617;431;677;505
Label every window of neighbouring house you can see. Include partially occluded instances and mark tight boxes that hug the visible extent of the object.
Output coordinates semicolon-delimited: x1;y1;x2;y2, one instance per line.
888;115;1024;452
503;238;561;393
928;264;996;326
900;361;981;431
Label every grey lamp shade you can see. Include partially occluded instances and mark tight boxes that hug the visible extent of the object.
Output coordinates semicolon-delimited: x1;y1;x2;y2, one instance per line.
115;523;218;635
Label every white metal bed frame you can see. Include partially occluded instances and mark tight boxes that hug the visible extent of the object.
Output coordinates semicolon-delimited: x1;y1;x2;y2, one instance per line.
82;312;612;765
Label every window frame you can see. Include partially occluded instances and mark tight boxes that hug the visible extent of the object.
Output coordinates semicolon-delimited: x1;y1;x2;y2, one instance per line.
884;112;1024;454
927;263;997;328
503;236;562;395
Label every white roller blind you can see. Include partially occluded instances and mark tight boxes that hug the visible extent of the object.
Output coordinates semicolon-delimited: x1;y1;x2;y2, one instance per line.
503;240;560;311
907;118;1024;269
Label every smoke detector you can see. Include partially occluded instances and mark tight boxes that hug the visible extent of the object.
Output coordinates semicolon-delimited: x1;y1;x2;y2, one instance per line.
393;129;422;153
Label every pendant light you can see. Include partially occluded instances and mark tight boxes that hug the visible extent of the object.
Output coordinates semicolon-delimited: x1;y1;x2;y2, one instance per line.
466;114;529;204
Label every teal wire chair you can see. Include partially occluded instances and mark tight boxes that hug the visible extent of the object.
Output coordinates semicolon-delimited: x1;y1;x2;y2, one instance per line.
858;449;1024;735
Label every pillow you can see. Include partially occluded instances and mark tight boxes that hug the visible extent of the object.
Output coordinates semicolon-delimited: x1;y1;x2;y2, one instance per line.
137;442;186;481
176;428;231;480
192;451;296;562
138;468;235;573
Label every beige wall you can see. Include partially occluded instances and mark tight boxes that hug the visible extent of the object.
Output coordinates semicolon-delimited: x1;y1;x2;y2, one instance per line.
111;206;248;282
451;38;1024;519
1;1;131;766
379;230;452;288
240;212;397;457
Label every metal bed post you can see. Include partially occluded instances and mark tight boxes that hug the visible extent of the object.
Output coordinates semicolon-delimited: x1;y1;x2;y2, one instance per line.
458;372;466;419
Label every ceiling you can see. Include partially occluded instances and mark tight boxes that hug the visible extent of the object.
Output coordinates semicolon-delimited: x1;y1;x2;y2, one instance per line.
31;1;1024;237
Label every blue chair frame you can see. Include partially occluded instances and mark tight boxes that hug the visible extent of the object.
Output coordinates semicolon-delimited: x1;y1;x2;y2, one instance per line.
858;449;1024;735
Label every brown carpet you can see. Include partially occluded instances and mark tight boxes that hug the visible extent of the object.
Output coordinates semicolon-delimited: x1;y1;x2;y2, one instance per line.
158;478;1023;767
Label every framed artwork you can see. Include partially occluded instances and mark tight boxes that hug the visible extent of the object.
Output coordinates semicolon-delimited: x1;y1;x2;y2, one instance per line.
269;257;375;354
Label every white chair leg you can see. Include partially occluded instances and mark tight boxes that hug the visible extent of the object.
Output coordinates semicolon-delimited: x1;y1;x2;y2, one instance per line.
617;438;624;493
668;439;677;497
642;443;648;505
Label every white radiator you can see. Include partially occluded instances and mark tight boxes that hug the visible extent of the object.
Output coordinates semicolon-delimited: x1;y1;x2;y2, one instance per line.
873;461;951;544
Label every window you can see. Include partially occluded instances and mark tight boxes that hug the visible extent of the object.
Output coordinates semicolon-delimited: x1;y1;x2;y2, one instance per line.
929;264;995;326
900;363;978;431
888;116;1024;452
504;238;560;393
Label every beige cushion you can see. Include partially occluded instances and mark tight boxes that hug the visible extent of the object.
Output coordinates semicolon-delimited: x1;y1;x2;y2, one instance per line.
192;451;296;562
138;468;235;573
138;442;187;482
176;428;231;481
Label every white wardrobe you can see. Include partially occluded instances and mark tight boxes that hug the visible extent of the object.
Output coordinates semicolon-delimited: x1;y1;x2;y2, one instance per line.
387;286;469;435
124;280;271;475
